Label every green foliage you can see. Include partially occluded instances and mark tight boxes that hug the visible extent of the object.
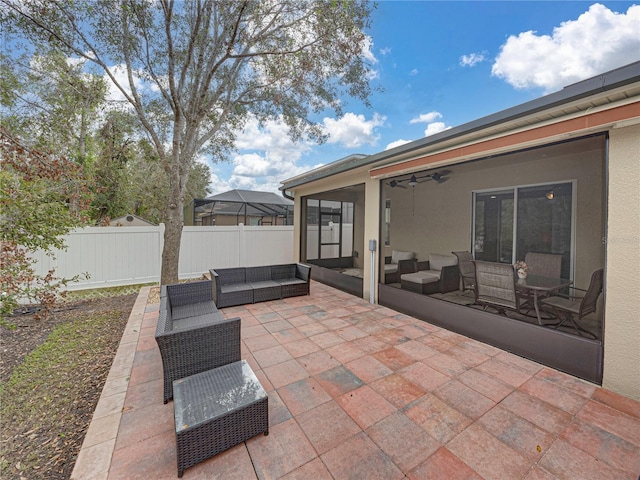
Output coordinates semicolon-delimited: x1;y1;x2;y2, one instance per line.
0;128;90;320
3;0;375;283
0;49;107;164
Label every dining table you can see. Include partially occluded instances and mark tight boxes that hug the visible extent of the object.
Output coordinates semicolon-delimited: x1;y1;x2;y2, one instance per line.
515;274;573;325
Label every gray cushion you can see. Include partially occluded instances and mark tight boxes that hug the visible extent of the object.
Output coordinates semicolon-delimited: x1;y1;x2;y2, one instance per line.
428;254;457;272
401;271;440;284
221;283;253;294
391;250;415;264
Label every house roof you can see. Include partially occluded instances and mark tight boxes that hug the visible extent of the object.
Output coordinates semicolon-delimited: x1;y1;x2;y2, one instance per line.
193;189;293;218
280;61;640;191
199;189;293;207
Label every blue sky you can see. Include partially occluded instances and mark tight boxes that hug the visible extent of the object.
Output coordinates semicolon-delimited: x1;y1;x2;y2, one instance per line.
208;1;639;196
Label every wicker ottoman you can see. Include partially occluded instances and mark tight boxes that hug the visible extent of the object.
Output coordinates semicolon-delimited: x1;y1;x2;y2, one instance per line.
173;360;269;477
400;271;440;295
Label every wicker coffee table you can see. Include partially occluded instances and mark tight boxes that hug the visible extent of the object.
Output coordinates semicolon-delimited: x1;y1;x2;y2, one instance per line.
173;360;269;477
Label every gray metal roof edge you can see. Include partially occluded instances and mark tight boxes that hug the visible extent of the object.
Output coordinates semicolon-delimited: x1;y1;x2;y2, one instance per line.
278;153;368;189
280;60;640;191
202;188;293;205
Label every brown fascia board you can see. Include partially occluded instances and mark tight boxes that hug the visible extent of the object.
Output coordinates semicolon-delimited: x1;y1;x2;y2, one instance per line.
279;61;640;191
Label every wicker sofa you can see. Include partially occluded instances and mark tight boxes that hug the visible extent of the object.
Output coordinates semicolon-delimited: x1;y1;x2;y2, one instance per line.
155;279;241;403
209;263;311;308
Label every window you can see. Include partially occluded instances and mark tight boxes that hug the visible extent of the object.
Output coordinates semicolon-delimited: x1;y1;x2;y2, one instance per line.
473;181;574;278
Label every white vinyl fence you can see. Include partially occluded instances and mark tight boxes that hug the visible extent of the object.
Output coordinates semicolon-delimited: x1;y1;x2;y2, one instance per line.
32;224;294;291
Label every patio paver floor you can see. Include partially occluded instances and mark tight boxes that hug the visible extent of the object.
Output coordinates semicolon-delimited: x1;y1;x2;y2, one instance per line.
72;281;640;480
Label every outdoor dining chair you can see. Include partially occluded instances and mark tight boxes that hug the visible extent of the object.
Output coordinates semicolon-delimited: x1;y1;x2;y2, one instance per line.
540;268;603;339
472;260;521;316
519;252;564;310
524;252;563;278
452;251;475;293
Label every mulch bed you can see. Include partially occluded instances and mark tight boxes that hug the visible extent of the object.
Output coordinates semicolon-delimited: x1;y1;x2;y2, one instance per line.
0;293;138;480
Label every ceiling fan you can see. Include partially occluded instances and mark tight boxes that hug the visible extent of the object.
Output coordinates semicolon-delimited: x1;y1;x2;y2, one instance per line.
387;170;451;188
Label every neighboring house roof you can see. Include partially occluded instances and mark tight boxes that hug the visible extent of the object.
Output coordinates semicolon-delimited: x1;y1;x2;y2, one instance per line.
280;61;640;191
193;189;293;218
201;189;293;207
109;214;156;226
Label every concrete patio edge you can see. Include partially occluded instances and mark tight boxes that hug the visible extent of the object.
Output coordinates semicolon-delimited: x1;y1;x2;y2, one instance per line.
70;286;152;480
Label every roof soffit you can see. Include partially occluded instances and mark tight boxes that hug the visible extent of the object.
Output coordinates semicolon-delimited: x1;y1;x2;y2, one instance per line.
370;92;640;179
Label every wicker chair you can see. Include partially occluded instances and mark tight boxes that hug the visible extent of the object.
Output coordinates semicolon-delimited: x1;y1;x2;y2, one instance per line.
452;251;475;292
541;268;603;339
473;260;520;316
155;280;241;403
384;250;417;284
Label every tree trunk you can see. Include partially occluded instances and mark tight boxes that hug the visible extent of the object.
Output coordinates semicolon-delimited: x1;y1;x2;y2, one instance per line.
160;171;184;285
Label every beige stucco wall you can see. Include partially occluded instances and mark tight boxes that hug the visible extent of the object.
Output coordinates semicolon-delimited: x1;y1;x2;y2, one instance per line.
287;125;640;401
383;136;605;289
287;167;380;300
603;124;640;402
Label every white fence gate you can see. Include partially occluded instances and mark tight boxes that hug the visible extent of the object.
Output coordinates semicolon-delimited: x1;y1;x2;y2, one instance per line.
32;224;294;291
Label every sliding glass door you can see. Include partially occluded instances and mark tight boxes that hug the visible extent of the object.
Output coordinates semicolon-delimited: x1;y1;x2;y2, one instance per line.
473;181;574;278
474;190;514;263
516;183;573;279
305;198;355;263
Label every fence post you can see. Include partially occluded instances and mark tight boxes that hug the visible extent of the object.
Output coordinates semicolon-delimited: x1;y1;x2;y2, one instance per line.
238;223;245;267
158;223;165;284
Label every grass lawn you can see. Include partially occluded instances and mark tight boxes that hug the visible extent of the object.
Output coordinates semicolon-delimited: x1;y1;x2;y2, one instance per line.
0;292;136;480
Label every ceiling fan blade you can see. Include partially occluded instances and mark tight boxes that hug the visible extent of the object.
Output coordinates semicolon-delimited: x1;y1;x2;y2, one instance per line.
388;180;407;189
434;170;452;182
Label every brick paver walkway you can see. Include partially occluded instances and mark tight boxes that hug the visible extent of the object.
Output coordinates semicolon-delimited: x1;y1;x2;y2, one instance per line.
72;282;640;479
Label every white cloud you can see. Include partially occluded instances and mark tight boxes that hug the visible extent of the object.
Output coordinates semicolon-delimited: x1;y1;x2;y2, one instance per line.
410;68;419;76
322;112;386;148
385;139;412;150
225;152;324;194
424;122;451;137
207;171;232;195
361;35;378;65
380;47;392;56
410;112;442;124
208;115;325;194
104;64;139;103
492;3;640;92
232;153;273;177
362;35;380;80
408;111;451;138
459;52;486;67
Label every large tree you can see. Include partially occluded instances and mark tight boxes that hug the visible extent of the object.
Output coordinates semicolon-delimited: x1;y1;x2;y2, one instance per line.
2;0;375;284
0;50;108;164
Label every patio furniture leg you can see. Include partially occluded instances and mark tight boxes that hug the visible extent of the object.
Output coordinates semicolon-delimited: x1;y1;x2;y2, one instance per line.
551;312;598;339
532;290;542;325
